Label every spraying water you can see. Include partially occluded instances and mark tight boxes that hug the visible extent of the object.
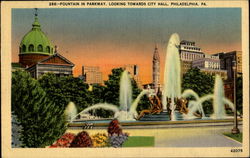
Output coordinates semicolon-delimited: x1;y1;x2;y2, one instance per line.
162;33;181;120
212;75;226;118
65;102;78;122
211;75;235;119
129;89;150;118
119;70;132;112
73;71;148;121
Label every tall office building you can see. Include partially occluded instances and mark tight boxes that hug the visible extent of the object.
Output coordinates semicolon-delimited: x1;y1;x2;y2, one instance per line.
82;66;103;85
123;64;142;89
215;51;242;80
179;40;204;75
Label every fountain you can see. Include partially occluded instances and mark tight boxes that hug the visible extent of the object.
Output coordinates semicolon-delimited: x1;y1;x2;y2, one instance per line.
73;71;150;121
72;33;236;124
181;75;235;119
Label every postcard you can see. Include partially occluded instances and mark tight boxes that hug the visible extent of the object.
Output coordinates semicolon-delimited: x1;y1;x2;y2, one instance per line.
1;0;249;157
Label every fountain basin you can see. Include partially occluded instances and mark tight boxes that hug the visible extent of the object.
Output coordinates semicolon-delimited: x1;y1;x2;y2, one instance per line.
69;116;242;129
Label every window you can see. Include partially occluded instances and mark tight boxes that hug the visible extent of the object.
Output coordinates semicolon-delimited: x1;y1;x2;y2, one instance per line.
46;46;50;53
28;44;34;51
22;45;26;52
38;45;43;52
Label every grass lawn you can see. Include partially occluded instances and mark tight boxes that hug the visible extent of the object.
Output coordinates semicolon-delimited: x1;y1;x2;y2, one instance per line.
122;136;155;147
223;132;242;143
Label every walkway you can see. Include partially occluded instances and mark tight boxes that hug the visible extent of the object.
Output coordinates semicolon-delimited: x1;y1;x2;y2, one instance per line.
122;125;242;147
67;125;242;147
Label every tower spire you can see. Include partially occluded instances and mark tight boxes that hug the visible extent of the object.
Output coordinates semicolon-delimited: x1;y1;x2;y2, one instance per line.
32;8;40;29
152;44;160;94
34;8;38;17
155;43;158;50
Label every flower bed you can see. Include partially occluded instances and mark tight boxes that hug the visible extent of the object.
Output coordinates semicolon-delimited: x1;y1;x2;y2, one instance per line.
50;119;130;148
50;133;75;148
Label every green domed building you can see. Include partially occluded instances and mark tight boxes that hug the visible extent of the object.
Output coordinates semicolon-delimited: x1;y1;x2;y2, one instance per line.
19;15;55;67
15;12;74;79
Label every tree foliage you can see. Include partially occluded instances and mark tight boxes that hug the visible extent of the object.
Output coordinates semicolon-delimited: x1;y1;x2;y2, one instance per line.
38;73;92;111
12;70;66;147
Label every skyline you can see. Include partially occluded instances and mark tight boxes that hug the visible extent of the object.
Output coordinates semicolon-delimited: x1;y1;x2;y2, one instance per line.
12;8;241;84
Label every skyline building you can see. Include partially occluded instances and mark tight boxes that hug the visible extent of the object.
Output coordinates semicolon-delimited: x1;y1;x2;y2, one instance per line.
213;51;242;103
123;64;142;89
179;40;204;75
215;51;242;80
192;54;227;80
152;45;160;93
82;66;103;85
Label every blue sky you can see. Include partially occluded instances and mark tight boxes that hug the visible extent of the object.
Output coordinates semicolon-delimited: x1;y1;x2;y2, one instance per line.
12;8;241;83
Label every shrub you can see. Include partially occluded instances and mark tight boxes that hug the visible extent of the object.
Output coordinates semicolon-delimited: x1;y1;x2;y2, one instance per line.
107;119;122;136
70;131;93;147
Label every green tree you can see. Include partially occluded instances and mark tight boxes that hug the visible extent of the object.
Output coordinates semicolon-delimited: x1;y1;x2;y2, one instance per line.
103;68;124;106
182;68;215;114
38;73;92;112
12;70;66;147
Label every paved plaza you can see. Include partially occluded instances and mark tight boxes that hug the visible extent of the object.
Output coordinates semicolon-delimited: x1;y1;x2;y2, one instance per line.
67;124;242;147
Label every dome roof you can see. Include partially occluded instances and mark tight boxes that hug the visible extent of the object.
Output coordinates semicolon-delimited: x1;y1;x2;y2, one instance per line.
19;16;54;55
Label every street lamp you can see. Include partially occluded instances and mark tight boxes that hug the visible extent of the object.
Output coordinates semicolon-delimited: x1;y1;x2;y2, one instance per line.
231;59;240;134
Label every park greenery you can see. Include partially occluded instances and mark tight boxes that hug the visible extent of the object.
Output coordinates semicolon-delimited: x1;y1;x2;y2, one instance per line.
224;132;242;143
11;67;242;147
182;67;243;115
12;71;67;147
11;68;150;147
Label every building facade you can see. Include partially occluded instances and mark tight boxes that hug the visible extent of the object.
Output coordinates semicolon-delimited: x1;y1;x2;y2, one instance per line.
215;51;242;80
191;54;227;79
82;66;103;85
179;40;204;61
152;45;160;93
192;54;220;69
179;40;204;75
214;51;243;103
27;53;74;79
123;64;142;89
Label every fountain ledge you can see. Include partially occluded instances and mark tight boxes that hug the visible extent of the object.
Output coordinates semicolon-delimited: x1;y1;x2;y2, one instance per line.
68;118;242;128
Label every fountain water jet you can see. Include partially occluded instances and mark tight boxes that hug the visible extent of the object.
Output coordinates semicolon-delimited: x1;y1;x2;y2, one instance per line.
65;102;78;122
162;33;181;120
211;75;235;119
129;89;151;118
119;71;132;112
181;89;207;119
